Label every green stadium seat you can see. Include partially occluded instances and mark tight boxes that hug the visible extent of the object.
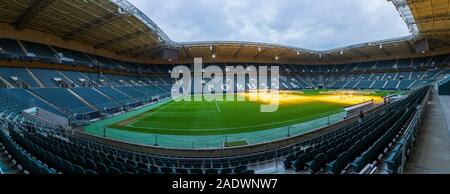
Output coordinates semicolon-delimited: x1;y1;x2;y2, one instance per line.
72;164;85;174
124;164;137;173
325;148;338;163
96;163;108;174
150;166;160;173
293;153;308;171
205;169;219;174
108;167;121;174
306;153;325;174
85;159;96;171
137;162;148;170
239;170;255;174
220;168;232;174
62;160;73;174
161;167;174;174
113;161;125;172
234;166;247;174
84;169;97;174
175;168;188;174
327;152;348;174
138;168;152;175
190;168;203;174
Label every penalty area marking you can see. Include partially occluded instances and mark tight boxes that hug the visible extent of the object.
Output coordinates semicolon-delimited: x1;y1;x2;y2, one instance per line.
126;103;171;127
127;102;222;127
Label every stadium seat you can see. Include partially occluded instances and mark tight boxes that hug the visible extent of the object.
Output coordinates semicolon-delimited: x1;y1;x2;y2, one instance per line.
84;169;97;174
61;160;73;174
327;152;349;174
161;167;174;174
239;170;255;174
205;169;219;174
96;163;108;174
220;168;232;174
138;168;152;175
85;159;97;171
190;169;204;174
72;164;85;174
175;168;188;174
306;153;325;174
293;153;308;171
234;166;248;174
149;166;160;174
108;167;121;174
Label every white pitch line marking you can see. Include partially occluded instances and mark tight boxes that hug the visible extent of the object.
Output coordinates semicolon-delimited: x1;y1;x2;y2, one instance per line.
130;111;343;131
127;103;171;127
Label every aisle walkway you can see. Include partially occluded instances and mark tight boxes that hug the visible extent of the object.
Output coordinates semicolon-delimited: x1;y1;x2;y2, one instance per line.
405;89;450;173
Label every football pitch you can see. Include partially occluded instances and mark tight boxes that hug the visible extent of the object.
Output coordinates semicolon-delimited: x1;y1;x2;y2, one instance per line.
106;90;393;136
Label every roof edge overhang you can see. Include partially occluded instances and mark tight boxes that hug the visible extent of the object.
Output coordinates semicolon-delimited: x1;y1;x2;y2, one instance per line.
170;35;418;54
113;0;420;55
110;0;173;44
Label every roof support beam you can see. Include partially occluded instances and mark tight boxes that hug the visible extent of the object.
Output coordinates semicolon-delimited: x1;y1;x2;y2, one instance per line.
253;49;268;59
406;0;431;5
324;53;339;61
14;0;56;30
182;46;193;59
133;47;156;58
278;50;289;58
290;52;312;61
117;44;147;55
302;54;316;61
63;12;123;41
328;52;352;61
211;45;217;57
379;47;392;56
421;28;450;36
415;13;450;23
406;41;415;53
351;49;370;58
233;45;244;58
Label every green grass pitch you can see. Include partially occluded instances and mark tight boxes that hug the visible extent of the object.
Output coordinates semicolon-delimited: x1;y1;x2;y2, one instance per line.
108;90;396;136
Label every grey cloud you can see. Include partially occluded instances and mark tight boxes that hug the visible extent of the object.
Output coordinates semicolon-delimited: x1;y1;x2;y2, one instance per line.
128;0;410;50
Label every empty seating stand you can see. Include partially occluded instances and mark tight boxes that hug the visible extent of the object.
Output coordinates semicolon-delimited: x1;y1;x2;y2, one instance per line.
2;121;258;174
30;68;72;87
384;80;399;90
283;87;429;174
32;88;99;120
20;41;57;62
0;67;40;88
0;38;444;92
71;87;120;114
0;39;25;57
96;87;142;108
52;46;93;66
0;88;66;117
0;125;55;174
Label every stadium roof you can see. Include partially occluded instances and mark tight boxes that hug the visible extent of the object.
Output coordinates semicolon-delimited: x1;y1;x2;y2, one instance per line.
406;0;450;40
0;0;449;64
0;0;171;54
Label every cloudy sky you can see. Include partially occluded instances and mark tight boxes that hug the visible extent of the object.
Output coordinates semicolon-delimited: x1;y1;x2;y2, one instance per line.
127;0;410;50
